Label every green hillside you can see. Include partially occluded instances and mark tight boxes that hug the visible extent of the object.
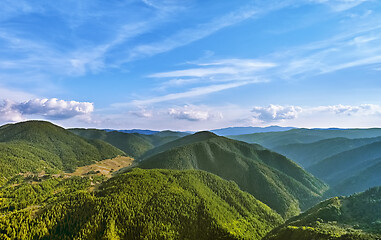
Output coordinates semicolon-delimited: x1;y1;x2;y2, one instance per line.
264;187;381;240
229;128;381;149
0;168;283;240
308;141;381;195
69;128;154;158
138;132;329;218
69;128;186;158
274;136;381;168
0;121;124;182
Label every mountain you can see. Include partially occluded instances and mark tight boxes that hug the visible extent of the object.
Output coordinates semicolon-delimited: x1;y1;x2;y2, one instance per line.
138;131;329;218
0;168;283;240
264;187;381;240
211;126;294;136
69;128;154;158
229;128;381;149
0;121;124;182
274;136;381;168
104;128;160;135
308;141;381;195
69;128;187;158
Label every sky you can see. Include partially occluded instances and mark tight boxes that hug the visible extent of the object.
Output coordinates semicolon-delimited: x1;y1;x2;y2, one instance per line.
1;0;381;131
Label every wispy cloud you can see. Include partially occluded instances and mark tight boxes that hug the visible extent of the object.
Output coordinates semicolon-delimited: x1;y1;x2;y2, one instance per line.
119;81;253;106
311;0;370;11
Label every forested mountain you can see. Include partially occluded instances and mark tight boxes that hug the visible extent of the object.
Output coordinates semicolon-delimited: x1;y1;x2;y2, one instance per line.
274;136;381;168
264;187;381;240
0;169;283;240
138;131;329;218
307;141;381;195
0;121;124;184
69;128;186;158
210;126;294;136
229;128;381;149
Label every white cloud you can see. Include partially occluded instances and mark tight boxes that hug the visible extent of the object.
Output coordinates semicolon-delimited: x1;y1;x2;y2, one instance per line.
0;100;23;122
251;104;381;124
0;98;94;122
252;105;302;122
168;105;211;121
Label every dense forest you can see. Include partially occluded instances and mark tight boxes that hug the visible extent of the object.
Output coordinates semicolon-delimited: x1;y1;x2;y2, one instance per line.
138;131;328;218
0;169;283;240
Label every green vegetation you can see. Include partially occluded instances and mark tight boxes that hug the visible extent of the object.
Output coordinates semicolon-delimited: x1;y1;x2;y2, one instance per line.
69;128;186;158
274;136;381;168
0;169;283;240
229;128;381;149
0;121;124;184
138;132;329;218
308;141;381;195
263;187;381;240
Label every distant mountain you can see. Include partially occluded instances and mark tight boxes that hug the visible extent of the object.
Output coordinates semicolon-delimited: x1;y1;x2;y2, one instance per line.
211;126;294;136
103;128;159;135
229;128;381;149
308;140;381;195
69;129;188;159
138;131;329;218
264;187;381;240
274;136;381;168
0;168;283;240
0;121;124;183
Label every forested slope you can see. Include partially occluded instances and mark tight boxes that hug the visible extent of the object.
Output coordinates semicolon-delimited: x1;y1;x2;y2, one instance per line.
0;169;283;240
139;131;329;218
0;121;124;184
264;187;381;240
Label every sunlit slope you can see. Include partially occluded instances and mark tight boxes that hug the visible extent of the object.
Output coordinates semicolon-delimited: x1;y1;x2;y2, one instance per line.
139;132;329;218
0;169;283;240
264;187;381;240
0;121;124;181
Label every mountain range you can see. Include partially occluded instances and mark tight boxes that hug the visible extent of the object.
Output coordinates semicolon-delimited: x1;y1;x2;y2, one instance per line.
0;120;380;240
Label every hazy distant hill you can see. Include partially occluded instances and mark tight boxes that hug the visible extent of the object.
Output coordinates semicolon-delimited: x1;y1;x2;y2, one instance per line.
104;128;159;135
138;132;329;218
0;169;283;240
308;140;381;195
0;121;124;183
264;187;381;240
211;126;294;136
229;128;381;149
274;136;381;168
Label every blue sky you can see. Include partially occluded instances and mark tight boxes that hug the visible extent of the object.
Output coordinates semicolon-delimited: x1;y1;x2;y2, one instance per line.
1;0;381;130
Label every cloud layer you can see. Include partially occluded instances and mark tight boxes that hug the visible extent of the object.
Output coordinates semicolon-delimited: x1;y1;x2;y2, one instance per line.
0;98;94;122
